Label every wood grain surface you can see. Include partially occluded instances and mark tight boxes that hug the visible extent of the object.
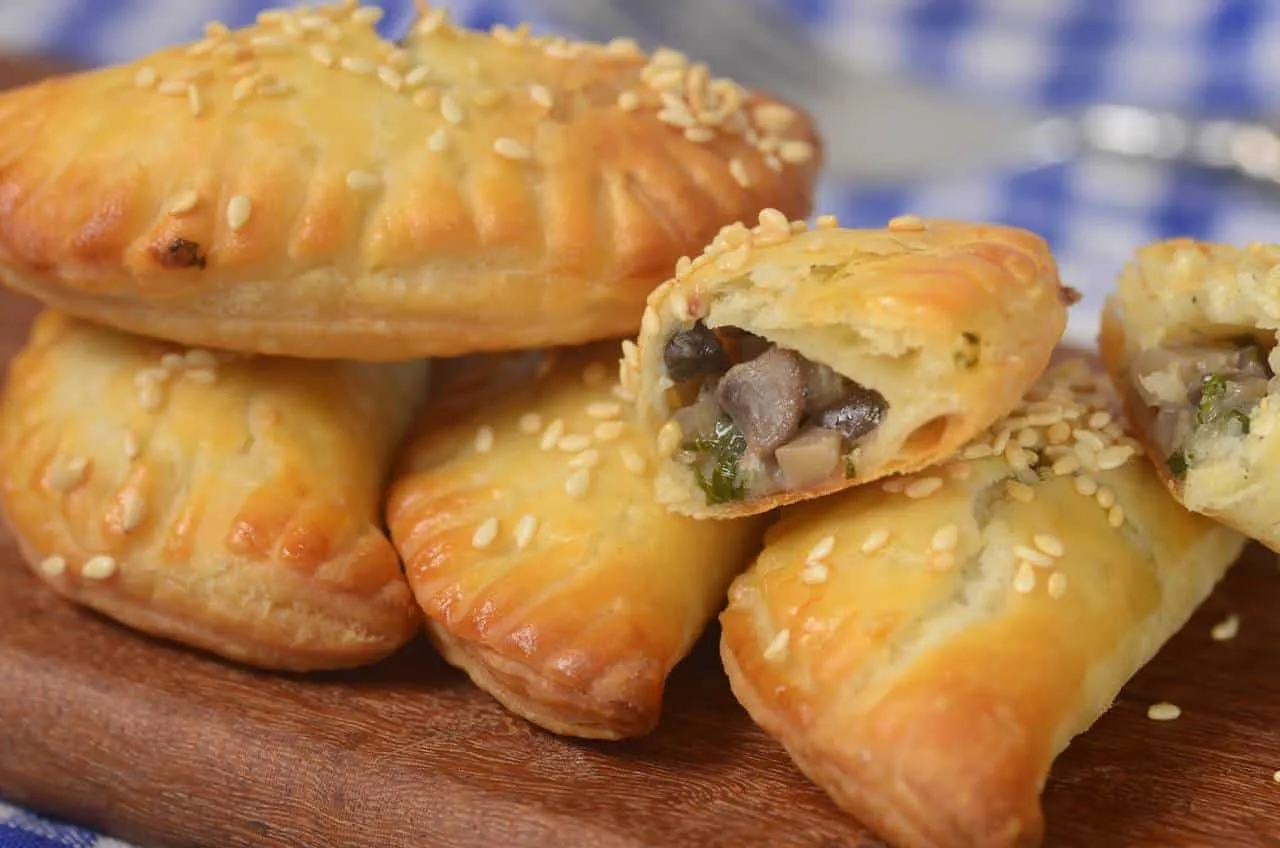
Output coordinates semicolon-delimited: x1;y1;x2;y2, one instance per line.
2;57;1280;848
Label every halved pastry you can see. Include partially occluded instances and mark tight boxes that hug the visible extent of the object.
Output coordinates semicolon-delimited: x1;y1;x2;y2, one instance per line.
720;359;1246;848
386;344;765;740
1100;238;1280;550
626;212;1072;518
0;1;819;361
0;310;427;671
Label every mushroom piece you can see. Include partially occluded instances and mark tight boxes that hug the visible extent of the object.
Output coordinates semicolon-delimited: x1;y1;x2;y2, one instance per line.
715;347;806;456
775;427;843;487
817;384;888;442
663;322;730;383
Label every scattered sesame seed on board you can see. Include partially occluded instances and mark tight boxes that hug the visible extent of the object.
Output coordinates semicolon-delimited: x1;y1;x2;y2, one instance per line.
1211;614;1240;641
471;517;499;550
1147;702;1181;721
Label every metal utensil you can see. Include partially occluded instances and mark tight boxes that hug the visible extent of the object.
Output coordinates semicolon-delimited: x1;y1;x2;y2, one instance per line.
535;0;1280;186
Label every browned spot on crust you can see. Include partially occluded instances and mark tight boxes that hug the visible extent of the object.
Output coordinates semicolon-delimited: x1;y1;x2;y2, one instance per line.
155;237;206;269
1061;285;1082;306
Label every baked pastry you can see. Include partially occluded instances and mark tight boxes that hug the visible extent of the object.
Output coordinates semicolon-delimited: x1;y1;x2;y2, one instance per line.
625;213;1072;518
1100;238;1280;550
386;343;765;739
0;310;427;671
0;1;819;361
720;359;1246;848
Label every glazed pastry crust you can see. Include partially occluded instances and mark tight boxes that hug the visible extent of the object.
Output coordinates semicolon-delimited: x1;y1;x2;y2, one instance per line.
628;215;1071;518
1100;238;1280;550
0;3;819;360
720;360;1245;848
386;344;765;740
0;310;427;671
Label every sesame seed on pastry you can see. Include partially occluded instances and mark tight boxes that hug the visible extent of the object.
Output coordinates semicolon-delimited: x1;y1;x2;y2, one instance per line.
626;213;1074;519
0;2;820;361
720;359;1246;848
385;343;766;740
1099;238;1280;551
0;310;428;671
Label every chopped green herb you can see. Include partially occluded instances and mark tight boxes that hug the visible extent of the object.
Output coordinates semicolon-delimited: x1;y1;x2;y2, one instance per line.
685;415;748;504
809;264;843;280
1166;450;1188;478
1196;373;1231;426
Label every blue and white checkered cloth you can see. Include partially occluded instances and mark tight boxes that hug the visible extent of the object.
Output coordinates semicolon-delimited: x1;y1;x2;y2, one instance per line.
0;1;1275;844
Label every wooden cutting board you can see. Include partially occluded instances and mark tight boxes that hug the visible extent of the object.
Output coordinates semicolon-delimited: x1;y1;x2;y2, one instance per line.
2;59;1280;848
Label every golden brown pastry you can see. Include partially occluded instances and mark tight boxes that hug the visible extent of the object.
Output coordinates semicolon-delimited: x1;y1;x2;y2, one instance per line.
0;2;819;361
0;310;427;671
720;359;1246;848
386;344;765;739
1100;238;1280;550
626;213;1072;518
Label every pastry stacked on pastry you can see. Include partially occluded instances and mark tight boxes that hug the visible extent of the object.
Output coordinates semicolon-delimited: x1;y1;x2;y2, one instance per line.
0;0;821;706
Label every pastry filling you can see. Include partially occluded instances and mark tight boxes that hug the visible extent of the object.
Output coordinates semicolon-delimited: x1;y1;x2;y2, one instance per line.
663;322;888;503
1133;340;1273;477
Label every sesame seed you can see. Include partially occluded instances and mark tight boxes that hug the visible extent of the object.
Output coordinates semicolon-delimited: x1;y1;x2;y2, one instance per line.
1033;533;1065;558
905;476;943;499
888;214;926;232
1211;614;1240;641
256;10;286;25
684;127;714;143
657;420;683;456
250;34;292;53
232;76;256;102
1147;702;1181;721
539;419;566;451
427;128;448;152
493;137;531;160
471;517;499;549
1096;487;1116;509
1052;455;1081;476
961;443;993;460
558;434;592;453
377;65;404;91
1096;445;1134;470
758;207;790;234
440;93;464;124
514;514;538;550
474;425;494;454
297;14;328;31
81;555;117;580
762;628;790;661
137;381;163;411
226;195;252;232
728;157;752;188
1074;474;1099;496
1013;561;1036;594
43;455;88;492
1014;545;1054;568
568;449;600;470
518;413;542;434
134;66;157;89
1046;571;1068;598
157;79;188;96
778;139;815;165
619;446;647;475
345;169;382;191
764;154;783;173
340;56;375;75
1003;480;1034;503
881;478;905;494
1273;770;1280;785
161;352;184;371
586;402;621;420
405;65;430;88
800;563;829;585
39;555;66;577
1108;505;1125;528
306;44;335;67
119;489;147;532
187;368;216;385
806;535;835;564
185;348;217;369
565;468;591;499
931;524;959;552
945;461;971;480
617;90;640;111
860;527;890;554
352;5;384;23
529;84;554;109
1088;411;1112;429
167;189;199;215
122;430;140;460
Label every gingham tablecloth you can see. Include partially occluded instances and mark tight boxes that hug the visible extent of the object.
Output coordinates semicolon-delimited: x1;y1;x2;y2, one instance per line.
0;1;1275;845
